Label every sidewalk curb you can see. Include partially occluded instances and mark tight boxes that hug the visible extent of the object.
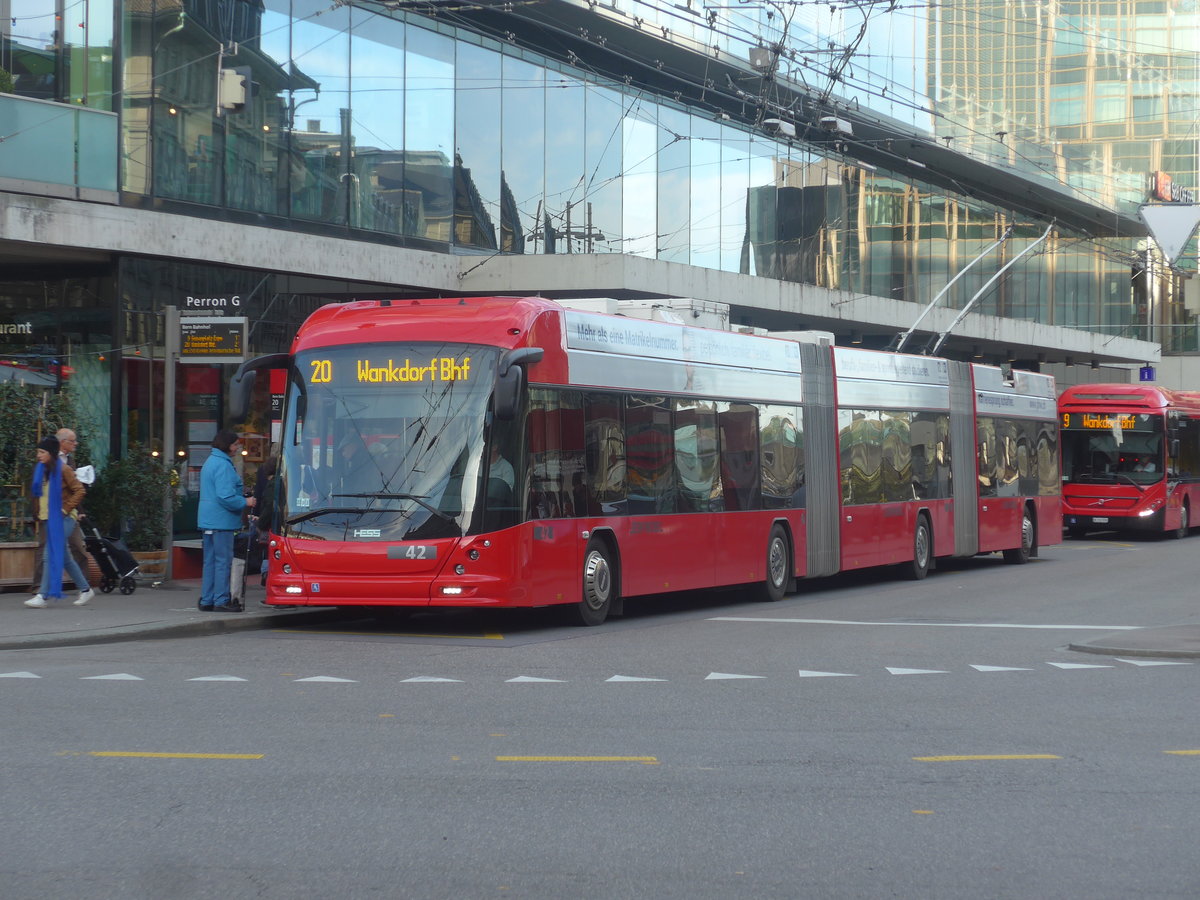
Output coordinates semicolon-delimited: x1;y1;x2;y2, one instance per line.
1067;641;1200;660
0;608;344;651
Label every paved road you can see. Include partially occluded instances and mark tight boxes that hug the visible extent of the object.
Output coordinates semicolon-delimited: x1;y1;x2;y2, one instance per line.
3;534;1199;899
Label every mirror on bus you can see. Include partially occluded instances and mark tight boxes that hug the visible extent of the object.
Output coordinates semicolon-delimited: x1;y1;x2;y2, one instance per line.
228;368;257;422
494;366;524;421
229;353;291;422
494;347;544;421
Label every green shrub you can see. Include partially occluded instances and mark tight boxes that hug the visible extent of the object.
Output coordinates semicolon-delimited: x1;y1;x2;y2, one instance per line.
86;443;182;550
0;382;88;542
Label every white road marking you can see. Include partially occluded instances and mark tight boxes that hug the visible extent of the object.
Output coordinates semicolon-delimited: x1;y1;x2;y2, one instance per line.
400;676;464;683
709;617;1144;631
970;665;1034;672
0;671;40;678
797;669;856;677
81;674;143;680
705;672;765;680
294;676;357;682
607;675;667;682
188;675;249;682
1047;662;1112;669
886;667;949;675
1115;659;1194;667
506;675;566;682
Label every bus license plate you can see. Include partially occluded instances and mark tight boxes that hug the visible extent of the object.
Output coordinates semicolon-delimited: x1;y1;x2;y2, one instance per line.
388;545;438;560
1092;517;1108;523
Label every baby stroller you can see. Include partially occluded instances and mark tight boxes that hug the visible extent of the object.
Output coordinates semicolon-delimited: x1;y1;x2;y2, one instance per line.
80;516;139;595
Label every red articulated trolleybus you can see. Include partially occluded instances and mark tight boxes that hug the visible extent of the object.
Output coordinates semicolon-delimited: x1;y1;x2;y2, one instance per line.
230;296;1061;625
1058;383;1200;538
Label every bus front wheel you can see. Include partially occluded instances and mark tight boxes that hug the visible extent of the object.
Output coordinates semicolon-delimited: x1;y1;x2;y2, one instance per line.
906;516;931;580
759;525;790;602
1172;502;1190;540
577;540;616;626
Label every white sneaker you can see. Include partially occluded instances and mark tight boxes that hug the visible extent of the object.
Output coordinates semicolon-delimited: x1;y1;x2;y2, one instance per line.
24;594;47;608
74;588;95;607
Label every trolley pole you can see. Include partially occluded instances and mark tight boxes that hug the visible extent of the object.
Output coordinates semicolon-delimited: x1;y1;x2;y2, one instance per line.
162;305;179;584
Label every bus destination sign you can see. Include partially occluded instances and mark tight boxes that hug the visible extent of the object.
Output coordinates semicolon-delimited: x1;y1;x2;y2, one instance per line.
1061;412;1137;430
308;355;473;385
179;317;247;364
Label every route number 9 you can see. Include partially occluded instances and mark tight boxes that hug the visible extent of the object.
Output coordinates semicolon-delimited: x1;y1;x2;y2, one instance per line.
1061;413;1070;429
310;359;332;383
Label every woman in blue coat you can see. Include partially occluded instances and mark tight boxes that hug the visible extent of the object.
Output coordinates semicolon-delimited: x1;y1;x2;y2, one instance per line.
198;429;256;611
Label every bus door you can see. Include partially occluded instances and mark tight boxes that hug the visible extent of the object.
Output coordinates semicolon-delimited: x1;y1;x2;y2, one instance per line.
976;420;1021;552
837;410;881;570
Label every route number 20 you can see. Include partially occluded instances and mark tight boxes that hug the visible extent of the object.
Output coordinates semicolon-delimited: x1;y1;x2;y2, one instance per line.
310;359;332;383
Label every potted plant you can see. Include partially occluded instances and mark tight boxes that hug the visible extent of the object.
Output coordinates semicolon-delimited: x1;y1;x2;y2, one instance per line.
86;443;182;575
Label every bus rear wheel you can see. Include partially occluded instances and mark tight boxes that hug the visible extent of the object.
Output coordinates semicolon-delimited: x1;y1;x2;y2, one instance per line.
906;516;931;580
759;525;790;602
576;540;616;626
1004;508;1035;564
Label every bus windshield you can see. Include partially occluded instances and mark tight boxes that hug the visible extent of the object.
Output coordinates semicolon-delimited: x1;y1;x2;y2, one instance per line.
1061;411;1164;486
278;343;500;541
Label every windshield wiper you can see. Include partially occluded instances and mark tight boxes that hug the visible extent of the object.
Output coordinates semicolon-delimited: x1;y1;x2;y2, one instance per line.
286;506;380;525
1112;473;1146;492
334;492;458;525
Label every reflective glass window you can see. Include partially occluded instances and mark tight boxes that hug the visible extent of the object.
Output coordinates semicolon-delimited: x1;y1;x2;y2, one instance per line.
839;409;882;505
350;11;407;234
717;401;758;511
289;0;351;225
404;27;454;243
6;0;112;106
526;388;586;520
622;103;658;259
690;116;721;269
545;72;585;255
584;84;623;253
626;396;674;514
976;417;999;498
675;398;721;512
657;106;690;264
745;137;778;277
760;405;803;509
911;412;951;499
500;56;544;253
720;129;749;272
880;411;912;502
454;43;501;250
584;393;626;514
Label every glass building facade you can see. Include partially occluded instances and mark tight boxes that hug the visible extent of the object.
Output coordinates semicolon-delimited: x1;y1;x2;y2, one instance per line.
106;0;1139;333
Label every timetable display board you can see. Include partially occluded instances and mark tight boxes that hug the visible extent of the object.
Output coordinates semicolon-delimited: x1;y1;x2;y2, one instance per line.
180;317;247;364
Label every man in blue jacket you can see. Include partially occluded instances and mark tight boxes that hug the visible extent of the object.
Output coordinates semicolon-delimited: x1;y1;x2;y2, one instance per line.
198;429;256;611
